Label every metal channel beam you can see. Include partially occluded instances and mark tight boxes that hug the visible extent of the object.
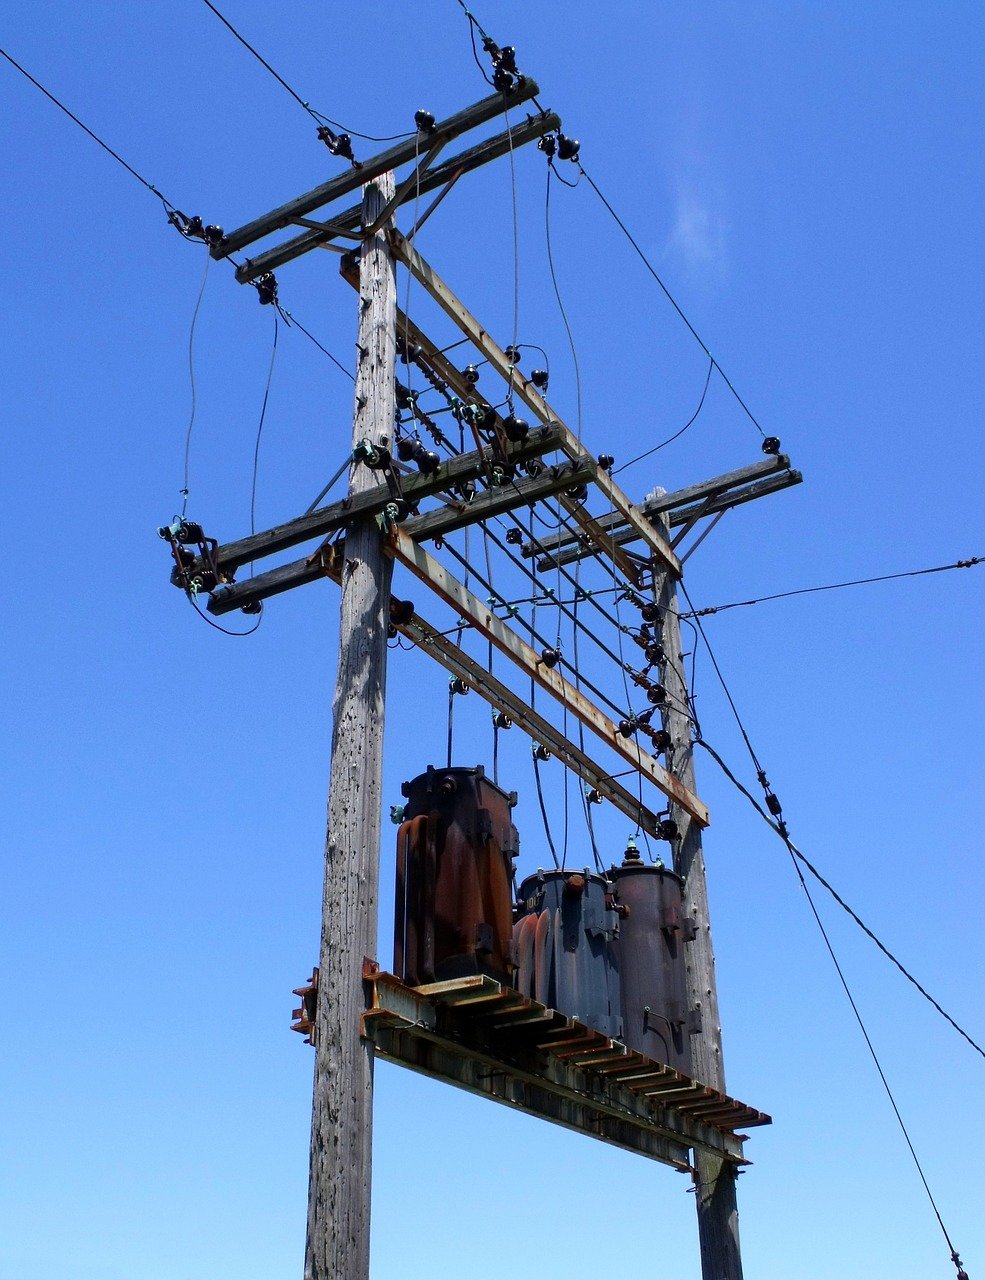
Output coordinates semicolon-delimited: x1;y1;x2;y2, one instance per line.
395;611;664;838
388;232;682;580
234;111;559;284
387;527;710;826
215;80;542;259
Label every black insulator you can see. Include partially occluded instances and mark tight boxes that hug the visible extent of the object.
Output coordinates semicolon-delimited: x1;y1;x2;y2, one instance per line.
646;684;667;705
557;134;580;162
540;647;560;668
457;479;477;503
765;792;783;818
617;718;636;738
203;224;224;248
389;597;415;626
641;602;660;623
523;458;544;478
390;498;413;523
657;817;679;841
396;436;416;462
241;600;262;615
564;482;588;502
645;642;665;666
414;109;436;134
491;462;517;486
504;345;521;364
463;363;480;384
762;435;781;455
415;446;440;474
479;405;499;432
395;382;416;410
586;787;604;805
176;520;205;544
597;453;615;470
255;273;278;306
537;134;557;159
494;711;512;730
505;527;523;545
650;729;672;753
493;66;515;92
530;368;549;390
498;46;518;73
503;414;529;442
534;743;551;761
396;336;420;364
450;677;470;695
362;445;391;471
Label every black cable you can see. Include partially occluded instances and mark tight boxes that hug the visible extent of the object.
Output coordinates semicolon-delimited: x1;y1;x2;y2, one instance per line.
545;162;583;438
681;581;970;1269
274;305;354;381
614;355;714;474
577;161;768;441
181;246;212;516
201;0;411;142
249;310;280;567
682;556;984;618
697;739;985;1064
187;592;262;636
1;44;178;212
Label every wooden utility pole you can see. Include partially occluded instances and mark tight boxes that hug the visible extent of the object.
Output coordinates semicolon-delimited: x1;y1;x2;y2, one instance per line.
304;172;396;1280
655;513;743;1280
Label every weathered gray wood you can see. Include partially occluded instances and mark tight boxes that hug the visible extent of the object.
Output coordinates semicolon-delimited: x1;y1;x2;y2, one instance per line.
654;512;743;1280
304;172;397;1280
534;468;802;571
216;80;541;259
201;424;565;577
234;111;559;284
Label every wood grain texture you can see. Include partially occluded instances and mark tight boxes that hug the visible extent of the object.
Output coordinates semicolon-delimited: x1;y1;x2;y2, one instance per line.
304;172;396;1280
654;511;744;1280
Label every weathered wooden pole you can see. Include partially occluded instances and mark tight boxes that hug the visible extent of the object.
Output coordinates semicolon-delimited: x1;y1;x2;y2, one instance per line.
304;171;396;1280
654;513;744;1280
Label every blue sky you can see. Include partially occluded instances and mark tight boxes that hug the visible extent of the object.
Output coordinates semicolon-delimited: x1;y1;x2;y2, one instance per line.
2;4;983;1278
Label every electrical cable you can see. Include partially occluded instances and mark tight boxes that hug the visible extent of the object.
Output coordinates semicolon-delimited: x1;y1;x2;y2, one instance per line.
249;310;280;572
1;44;180;213
679;581;971;1274
201;0;412;142
682;556;984;618
181;246;212;516
545;162;583;438
274;305;354;380
614;355;714;474
576;161;768;442
697;738;985;1064
187;591;262;636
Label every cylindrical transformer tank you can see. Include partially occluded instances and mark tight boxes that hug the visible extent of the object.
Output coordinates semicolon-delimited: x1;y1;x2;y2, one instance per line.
394;765;518;986
609;846;694;1074
514;868;622;1039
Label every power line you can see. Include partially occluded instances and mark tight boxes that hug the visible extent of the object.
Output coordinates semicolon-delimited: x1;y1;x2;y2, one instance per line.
1;44;178;211
181;247;212;516
680;580;971;1276
682;555;984;618
576;161;768;442
614;355;714;474
696;738;985;1064
250;310;280;558
201;0;412;143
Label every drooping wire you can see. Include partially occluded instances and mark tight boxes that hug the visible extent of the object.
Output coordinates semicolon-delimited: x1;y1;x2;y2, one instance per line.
274;305;354;381
545;162;583;438
249;310;280;572
681;556;984;618
680;582;970;1272
186;591;262;637
505;103;520;412
697;738;985;1063
200;0;412;142
614;355;714;475
1;44;179;214
577;161;768;442
181;246;212;516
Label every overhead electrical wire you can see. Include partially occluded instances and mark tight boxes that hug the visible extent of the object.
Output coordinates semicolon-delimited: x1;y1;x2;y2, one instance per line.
249;310;280;555
200;0;413;142
682;555;984;618
678;578;972;1277
614;355;715;475
181;246;212;516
